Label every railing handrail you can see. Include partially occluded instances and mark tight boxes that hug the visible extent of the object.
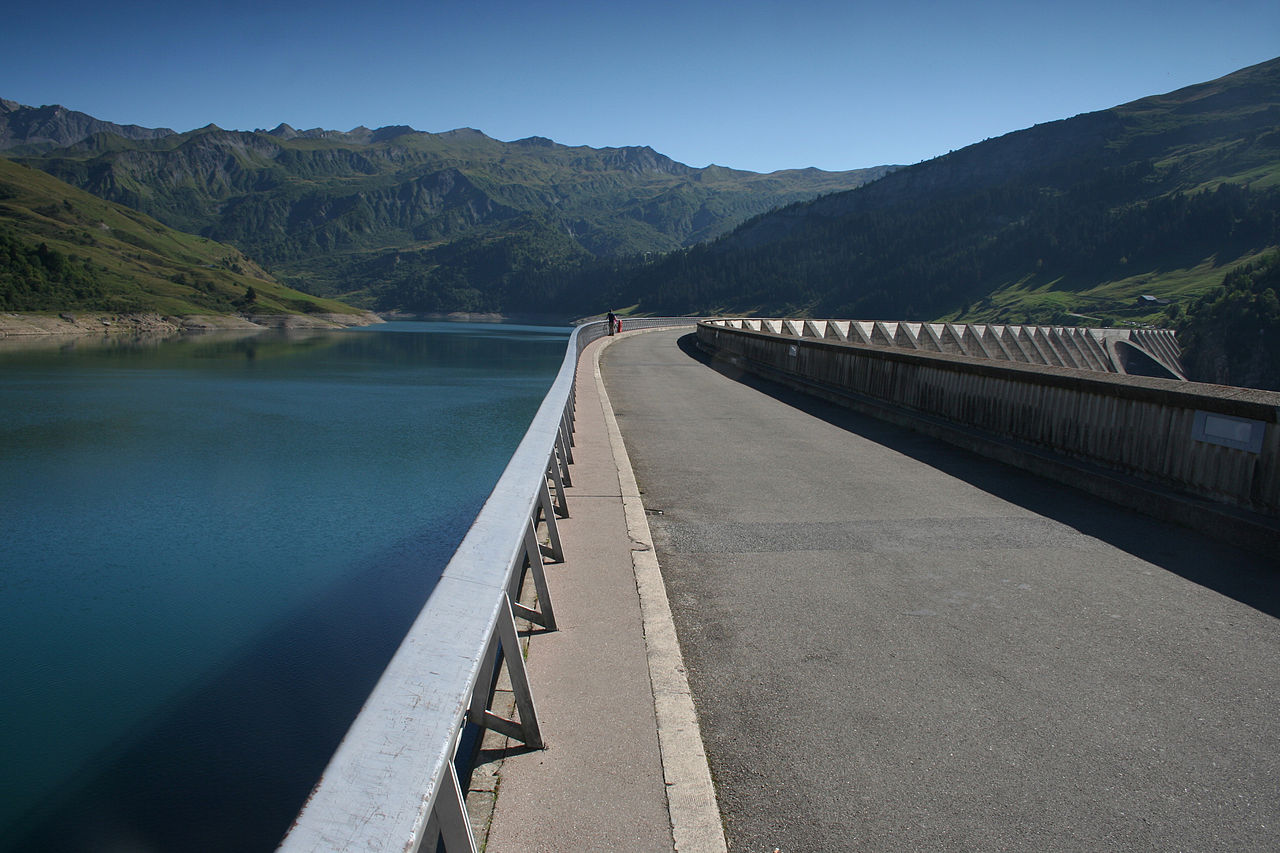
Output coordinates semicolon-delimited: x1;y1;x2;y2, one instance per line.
279;316;697;853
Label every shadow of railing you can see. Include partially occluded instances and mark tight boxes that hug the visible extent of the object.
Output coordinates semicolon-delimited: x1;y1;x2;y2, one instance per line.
677;332;1280;618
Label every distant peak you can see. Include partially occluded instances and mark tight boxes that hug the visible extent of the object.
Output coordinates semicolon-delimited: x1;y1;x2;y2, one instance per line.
601;144;690;175
439;127;491;140
515;135;557;147
370;124;418;143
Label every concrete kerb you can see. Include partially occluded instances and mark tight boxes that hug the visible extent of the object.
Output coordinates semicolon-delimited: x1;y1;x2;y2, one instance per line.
593;330;728;853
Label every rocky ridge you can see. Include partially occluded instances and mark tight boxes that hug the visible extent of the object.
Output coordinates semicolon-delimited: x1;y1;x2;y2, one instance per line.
0;99;175;152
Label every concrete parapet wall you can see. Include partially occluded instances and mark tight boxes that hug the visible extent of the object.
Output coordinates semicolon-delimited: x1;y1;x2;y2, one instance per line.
707;317;1186;379
697;323;1280;542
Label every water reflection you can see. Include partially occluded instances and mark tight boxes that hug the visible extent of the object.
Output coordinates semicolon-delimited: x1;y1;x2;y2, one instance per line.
0;321;569;851
10;513;467;853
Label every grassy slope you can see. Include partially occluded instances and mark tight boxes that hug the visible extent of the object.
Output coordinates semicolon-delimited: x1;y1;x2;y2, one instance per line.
944;250;1277;326
0;157;364;317
625;57;1280;326
952;60;1280;325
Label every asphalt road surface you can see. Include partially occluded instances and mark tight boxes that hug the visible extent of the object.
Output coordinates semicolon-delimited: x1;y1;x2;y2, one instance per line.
602;328;1279;853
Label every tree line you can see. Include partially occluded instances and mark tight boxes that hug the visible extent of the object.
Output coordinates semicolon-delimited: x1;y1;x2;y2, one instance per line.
0;227;106;310
1174;252;1280;390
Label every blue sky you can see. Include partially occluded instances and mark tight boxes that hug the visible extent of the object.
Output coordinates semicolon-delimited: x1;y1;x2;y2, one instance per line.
5;0;1278;173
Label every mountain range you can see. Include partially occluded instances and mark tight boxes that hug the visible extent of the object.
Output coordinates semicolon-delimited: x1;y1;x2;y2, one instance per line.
0;98;174;153
2;58;1278;386
615;57;1280;329
0;107;891;313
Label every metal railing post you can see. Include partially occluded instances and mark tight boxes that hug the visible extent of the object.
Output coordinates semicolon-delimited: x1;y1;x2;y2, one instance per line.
512;518;556;630
557;419;575;464
278;318;700;853
423;763;478;853
546;457;569;519
554;435;573;487
538;478;566;558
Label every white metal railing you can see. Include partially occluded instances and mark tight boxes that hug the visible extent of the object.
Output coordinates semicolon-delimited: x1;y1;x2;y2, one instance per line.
278;316;697;853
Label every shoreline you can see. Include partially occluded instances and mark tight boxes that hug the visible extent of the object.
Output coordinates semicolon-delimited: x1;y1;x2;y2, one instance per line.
0;310;384;339
379;310;578;326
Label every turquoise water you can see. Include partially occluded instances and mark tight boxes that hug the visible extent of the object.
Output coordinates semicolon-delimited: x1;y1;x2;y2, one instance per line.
0;320;569;851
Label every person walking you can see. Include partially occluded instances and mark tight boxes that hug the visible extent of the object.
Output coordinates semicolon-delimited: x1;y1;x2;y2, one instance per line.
606;310;617;336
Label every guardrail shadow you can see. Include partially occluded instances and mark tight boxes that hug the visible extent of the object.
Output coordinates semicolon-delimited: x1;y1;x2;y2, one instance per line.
4;520;463;853
676;332;1280;618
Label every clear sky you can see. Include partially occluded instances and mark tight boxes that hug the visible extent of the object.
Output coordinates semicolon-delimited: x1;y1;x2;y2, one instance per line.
4;0;1278;173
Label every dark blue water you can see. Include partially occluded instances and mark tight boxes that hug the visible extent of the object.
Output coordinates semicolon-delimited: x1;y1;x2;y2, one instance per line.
0;320;569;852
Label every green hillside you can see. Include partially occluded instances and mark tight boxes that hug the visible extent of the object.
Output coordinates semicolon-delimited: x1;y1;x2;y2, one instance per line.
1174;251;1280;390
0;158;364;318
7;120;891;313
619;57;1280;328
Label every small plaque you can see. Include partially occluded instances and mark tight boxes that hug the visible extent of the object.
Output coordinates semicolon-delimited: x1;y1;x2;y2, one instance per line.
1192;410;1266;453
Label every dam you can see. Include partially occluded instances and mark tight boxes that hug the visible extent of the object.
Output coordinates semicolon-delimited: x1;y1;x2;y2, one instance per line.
283;320;1279;853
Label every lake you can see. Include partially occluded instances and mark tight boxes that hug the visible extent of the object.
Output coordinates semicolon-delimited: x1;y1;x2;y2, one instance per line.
0;320;569;852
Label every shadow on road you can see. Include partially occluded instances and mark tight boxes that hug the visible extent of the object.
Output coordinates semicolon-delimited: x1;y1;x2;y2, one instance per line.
675;333;1280;618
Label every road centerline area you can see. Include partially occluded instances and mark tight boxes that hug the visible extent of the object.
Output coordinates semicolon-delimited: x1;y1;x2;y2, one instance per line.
602;328;1280;853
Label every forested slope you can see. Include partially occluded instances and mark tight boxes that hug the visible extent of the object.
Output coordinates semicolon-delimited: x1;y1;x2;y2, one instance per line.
618;57;1280;329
